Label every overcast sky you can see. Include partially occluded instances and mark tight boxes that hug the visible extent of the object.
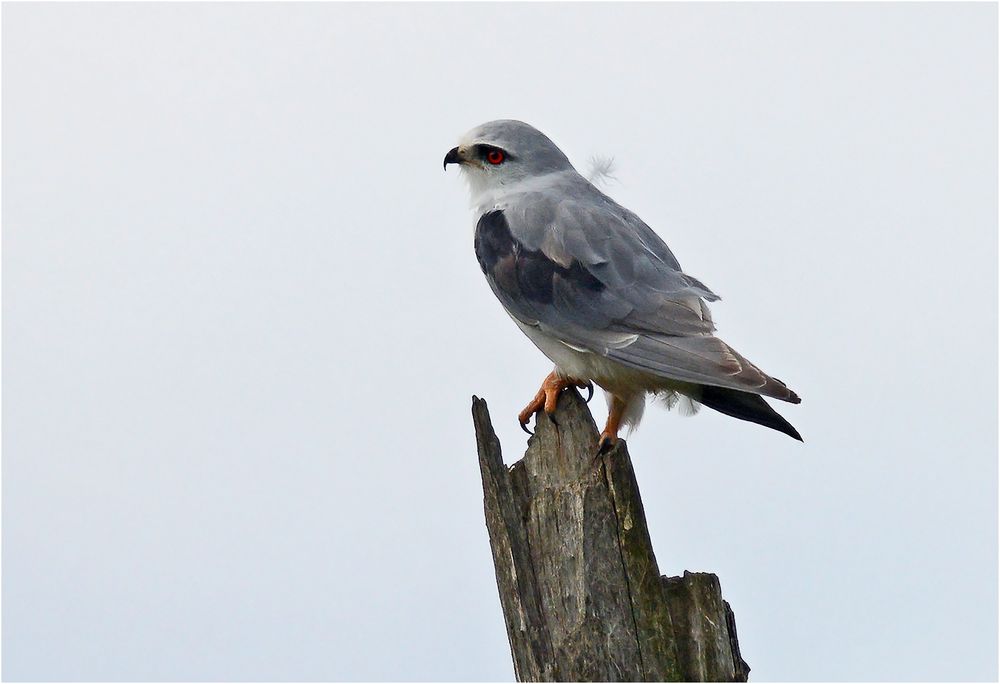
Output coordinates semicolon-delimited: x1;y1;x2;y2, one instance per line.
3;3;997;681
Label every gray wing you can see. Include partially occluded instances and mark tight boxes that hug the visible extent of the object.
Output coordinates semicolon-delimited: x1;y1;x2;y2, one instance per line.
475;191;799;402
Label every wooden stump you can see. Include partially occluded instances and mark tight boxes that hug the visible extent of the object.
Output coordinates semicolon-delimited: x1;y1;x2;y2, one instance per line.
472;389;750;682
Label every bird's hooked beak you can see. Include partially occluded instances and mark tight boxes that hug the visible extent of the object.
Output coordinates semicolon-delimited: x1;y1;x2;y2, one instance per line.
443;146;463;170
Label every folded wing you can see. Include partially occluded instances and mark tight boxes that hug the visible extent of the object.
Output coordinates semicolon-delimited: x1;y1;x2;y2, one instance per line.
474;195;799;404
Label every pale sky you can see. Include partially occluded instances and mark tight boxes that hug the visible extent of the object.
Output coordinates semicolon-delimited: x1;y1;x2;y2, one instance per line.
3;3;997;681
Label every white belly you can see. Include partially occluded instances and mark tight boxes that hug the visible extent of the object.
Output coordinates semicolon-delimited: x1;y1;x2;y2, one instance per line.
512;318;661;396
511;317;705;429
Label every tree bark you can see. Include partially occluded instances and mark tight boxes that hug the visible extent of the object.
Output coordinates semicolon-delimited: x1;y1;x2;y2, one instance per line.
472;389;750;683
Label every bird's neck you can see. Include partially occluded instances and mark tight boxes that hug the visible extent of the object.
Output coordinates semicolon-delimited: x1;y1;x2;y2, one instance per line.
466;170;582;216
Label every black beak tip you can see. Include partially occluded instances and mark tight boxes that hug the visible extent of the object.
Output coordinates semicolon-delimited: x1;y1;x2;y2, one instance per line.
443;146;460;171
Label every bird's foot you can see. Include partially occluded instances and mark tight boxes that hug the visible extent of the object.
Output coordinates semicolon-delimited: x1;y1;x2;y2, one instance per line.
597;395;626;453
518;372;593;434
597;430;619;454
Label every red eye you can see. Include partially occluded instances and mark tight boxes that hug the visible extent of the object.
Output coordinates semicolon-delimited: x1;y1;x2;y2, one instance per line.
486;149;506;165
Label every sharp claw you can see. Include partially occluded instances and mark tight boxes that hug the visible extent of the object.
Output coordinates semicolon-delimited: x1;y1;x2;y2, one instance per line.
598;436;615;455
520;421;534;436
584;383;594;403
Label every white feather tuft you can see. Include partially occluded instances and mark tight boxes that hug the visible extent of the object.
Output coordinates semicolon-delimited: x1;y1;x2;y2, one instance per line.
586;155;618;187
655;390;701;417
677;395;701;417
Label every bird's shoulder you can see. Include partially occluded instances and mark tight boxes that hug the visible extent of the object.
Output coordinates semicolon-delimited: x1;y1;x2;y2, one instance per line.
478;175;717;301
473;176;722;342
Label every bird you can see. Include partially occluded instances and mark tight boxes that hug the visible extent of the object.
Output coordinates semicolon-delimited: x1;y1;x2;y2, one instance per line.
444;120;801;451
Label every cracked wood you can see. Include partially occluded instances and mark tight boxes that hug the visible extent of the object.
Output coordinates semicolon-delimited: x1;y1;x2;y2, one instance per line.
472;389;750;682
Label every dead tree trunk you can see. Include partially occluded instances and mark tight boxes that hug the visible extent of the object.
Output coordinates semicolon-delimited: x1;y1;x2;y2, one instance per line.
472;389;750;683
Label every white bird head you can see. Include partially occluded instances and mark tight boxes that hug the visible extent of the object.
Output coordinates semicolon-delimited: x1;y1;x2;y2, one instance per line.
443;120;576;200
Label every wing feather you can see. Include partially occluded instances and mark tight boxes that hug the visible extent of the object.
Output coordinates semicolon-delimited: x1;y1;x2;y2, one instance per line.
474;185;799;403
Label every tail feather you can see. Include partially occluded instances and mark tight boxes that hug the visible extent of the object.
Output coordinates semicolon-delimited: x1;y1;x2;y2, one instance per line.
697;385;803;441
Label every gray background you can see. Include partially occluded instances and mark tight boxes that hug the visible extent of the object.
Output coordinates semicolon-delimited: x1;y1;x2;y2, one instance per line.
3;2;997;681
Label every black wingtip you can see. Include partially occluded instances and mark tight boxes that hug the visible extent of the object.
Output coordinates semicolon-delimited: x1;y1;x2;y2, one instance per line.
762;413;803;441
698;385;803;442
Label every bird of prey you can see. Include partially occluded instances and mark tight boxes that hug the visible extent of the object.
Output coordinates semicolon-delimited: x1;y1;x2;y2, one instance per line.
444;120;801;450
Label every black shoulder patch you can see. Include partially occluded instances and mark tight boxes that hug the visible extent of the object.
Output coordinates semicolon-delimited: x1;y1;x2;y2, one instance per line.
474;210;514;274
474;209;604;306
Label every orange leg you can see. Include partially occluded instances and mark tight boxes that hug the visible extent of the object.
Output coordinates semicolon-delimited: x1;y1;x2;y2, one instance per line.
518;371;593;434
598;395;628;453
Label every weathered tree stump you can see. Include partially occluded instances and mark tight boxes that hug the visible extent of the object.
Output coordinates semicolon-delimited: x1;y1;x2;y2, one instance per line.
472;389;750;682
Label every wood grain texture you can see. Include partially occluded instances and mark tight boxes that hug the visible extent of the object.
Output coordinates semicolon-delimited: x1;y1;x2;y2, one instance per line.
473;389;749;682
